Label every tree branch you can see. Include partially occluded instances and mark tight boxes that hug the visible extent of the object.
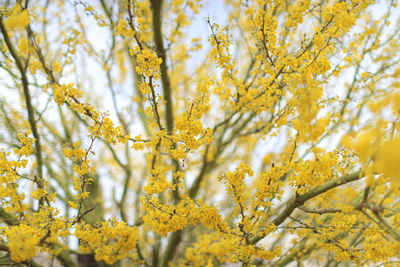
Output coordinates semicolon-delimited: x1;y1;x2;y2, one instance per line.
0;17;45;207
250;171;362;244
150;0;174;134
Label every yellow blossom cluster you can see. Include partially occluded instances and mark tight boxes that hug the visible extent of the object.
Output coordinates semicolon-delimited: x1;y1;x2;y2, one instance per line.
2;206;73;263
286;152;341;194
0;131;36;213
168;0;202;43
182;232;281;266
223;163;253;216
141;196;190;236
3;224;44;262
252;164;286;211
142;196;231;236
45;83;129;145
63;141;95;202
17;37;30;56
171;110;213;159
75;219;139;264
3;4;30;31
24;208;71;254
63;141;86;160
13;130;35;156
115;19;135;38
344;128;400;188
131;47;162;79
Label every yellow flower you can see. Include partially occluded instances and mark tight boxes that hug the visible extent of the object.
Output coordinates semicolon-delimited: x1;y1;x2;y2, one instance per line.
52;60;62;74
75;220;139;264
32;188;47;200
17;37;29;55
5;224;42;263
4;4;30;31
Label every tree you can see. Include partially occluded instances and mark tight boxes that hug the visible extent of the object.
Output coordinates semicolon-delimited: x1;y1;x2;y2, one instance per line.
0;0;400;266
